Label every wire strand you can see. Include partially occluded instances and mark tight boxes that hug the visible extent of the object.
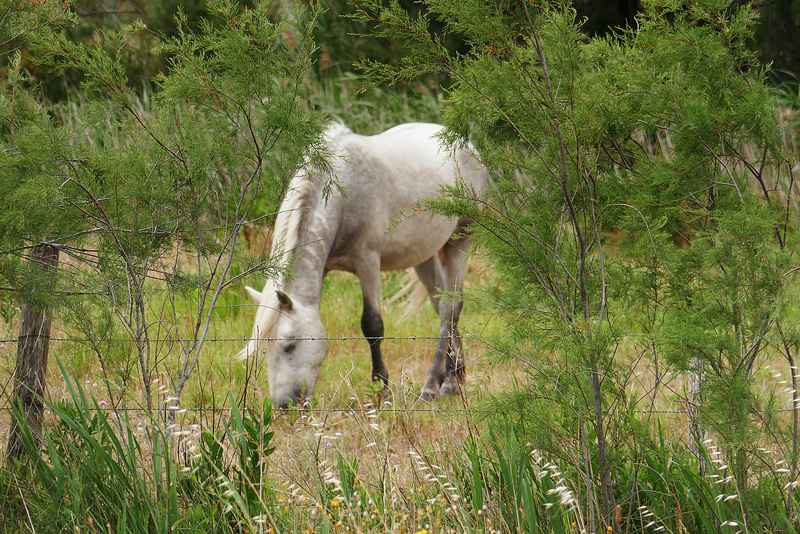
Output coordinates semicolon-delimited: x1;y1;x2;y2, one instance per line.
0;334;478;344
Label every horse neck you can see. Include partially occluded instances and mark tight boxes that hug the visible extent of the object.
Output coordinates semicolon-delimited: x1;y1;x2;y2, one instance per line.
284;230;330;307
276;175;337;308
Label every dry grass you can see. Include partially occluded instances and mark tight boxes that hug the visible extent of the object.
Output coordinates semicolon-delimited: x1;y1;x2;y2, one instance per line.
2;248;790;459
3;230;799;533
0;254;509;475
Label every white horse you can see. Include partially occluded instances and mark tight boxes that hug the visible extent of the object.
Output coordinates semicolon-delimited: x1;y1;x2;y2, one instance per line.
241;122;488;407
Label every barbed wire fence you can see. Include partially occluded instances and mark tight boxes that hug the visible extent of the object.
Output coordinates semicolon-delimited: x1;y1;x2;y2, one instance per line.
0;328;781;421
1;264;798;455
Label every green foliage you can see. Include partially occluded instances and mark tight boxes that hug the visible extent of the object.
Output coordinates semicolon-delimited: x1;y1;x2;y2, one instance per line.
617;432;800;533
7;356;176;532
0;0;328;417
3;0;800;531
485;422;574;534
0;0;74;57
2;356;283;533
187;394;280;531
355;0;794;524
461;420;800;533
335;450;359;501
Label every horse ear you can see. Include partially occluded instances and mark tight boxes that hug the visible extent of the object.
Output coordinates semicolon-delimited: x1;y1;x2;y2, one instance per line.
245;286;262;303
276;290;293;311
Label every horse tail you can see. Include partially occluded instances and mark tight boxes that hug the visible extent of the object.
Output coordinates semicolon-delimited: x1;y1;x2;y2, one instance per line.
387;271;430;323
389;247;448;322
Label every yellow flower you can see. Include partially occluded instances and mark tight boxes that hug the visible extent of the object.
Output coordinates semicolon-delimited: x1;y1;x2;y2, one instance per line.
331;500;340;508
413;530;428;534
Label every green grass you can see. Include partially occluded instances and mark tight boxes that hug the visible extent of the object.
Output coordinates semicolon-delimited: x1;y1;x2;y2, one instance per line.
7;352;796;533
308;76;443;135
0;244;518;533
4;234;800;532
3;214;800;533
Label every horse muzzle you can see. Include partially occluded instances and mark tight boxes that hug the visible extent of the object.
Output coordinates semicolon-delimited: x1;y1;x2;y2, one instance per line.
273;389;306;409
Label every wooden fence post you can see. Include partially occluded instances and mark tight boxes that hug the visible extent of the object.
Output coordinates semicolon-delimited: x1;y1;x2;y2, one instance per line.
6;243;59;461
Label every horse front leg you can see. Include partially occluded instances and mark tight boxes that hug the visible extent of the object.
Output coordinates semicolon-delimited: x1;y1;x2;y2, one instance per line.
361;298;388;386
357;258;389;390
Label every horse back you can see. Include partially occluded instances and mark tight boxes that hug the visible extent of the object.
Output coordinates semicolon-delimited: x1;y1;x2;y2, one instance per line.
324;123;488;272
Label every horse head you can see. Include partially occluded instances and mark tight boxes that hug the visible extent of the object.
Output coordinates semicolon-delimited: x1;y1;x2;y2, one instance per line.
267;290;328;408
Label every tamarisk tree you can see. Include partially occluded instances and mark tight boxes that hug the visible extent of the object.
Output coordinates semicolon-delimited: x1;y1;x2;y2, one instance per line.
0;0;75;461
356;0;792;526
1;0;327;447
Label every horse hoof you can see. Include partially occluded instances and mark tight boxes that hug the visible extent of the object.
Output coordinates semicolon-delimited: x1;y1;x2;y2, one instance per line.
439;385;460;397
378;386;392;402
440;376;461;397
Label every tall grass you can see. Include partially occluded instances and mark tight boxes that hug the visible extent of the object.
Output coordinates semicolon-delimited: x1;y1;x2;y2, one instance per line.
2;355;282;533
7;356;797;533
3;356;179;532
3;161;799;532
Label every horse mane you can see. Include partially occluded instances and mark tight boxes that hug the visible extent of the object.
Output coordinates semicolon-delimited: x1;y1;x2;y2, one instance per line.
239;122;351;359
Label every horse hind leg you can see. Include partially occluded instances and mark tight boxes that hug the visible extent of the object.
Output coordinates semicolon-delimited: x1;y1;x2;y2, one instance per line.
439;317;465;397
412;253;445;315
441;324;465;396
421;229;471;399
